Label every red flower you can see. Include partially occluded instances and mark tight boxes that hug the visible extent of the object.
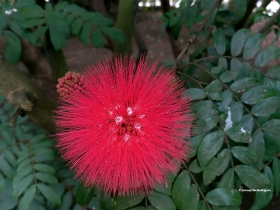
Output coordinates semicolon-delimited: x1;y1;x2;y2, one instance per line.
55;57;193;195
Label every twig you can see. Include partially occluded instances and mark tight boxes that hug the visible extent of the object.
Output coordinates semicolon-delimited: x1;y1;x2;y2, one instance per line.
258;8;280;34
175;0;222;71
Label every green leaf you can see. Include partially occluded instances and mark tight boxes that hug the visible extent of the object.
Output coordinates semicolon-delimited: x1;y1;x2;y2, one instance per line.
241;85;270;105
185;88;206;100
248;129;265;170
189;159;203;173
233;0;247;21
54;1;69;11
252;96;280;117
220;71;237;83
250;190;272;210
196;201;207;210
243;33;264;60
205;79;222;93
61;192;72;210
91;29;105;48
34;164;56;174
76;184;94;206
213;29;226;55
79;22;91;45
209;92;223;101
71;18;83;35
113;195;144;210
188;135;203;158
0;14;9;35
171;170;190;208
191;101;213;118
21;18;45;28
211;66;223;74
231;146;256;165
197;131;224;167
217;169;234;189
37;183;61;205
205;188;241;206
13;165;32;187
4;30;21;64
148;192;175;210
35;172;58;184
0;173;5;192
181;185;199;210
266;66;280;80
262;119;280;137
13;174;33;199
235;165;270;189
226;126;251;143
255;46;280;67
219;57;227;70
230;102;243;123
264;166;274;192
231;29;250;56
18;185;36;210
195;114;218;134
230;78;257;93
100;27;124;43
203;149;230;185
273;158;280;195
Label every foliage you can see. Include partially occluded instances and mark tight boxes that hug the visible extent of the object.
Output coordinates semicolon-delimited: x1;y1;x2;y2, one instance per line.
1;0;280;209
0;0;124;64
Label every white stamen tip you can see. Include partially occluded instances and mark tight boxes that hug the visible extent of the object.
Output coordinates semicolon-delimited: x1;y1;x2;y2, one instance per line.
127;107;133;115
124;134;130;142
115;116;123;124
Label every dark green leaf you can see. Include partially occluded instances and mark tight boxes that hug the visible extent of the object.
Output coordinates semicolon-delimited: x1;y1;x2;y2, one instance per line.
37;183;61;205
154;173;175;196
197;131;224;167
221;90;233;110
230;78;257;93
217;169;234;189
91;29;105;48
4;30;21;64
213;29;226;55
191;101;213;118
34;164;56;174
243;33;264;60
231;146;256;165
13;165;32;187
266;66;280;80
13;174;33;199
71;18;83;35
54;1;69;11
148;192;175;210
262;119;280;136
273;158;280;195
18;185;36;210
171;170;190;208
113;195;144;210
241;85;270;105
196;201;207;210
231;29;250;56
226;126;251;143
35;172;58;184
235;165;270;189
205;188;241;206
220;71;237;83
230;102;243;123
211;66;223;74
264;166;274;192
61;192;72;210
100;27;124;43
76;184;94;205
252;96;280;117
248;129;264;170
185;88;206;100
79;23;91;45
188;135;203;158
233;0;247;21
205;79;222;93
189;159;203;173
209;92;223;101
0;14;9;35
203;149;230;185
181;185;199;210
0;173;5;192
195;114;218;134
88;13;114;26
21;19;45;28
255;46;280;67
219;57;227;70
250;190;272;210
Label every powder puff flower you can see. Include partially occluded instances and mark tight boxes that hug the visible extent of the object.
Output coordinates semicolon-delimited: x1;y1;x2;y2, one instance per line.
54;57;193;195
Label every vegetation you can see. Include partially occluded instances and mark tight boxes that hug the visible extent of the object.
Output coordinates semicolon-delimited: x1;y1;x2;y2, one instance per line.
1;0;280;209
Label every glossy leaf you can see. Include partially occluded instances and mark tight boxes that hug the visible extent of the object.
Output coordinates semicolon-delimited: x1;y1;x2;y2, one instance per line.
230;78;257;93
148;192;175;210
205;188;241;206
189;159;203;173
205;79;222;93
266;66;280;80
213;29;226;55
197;131;224;167
241;85;269;105
188;135;203;158
248;129;264;170
181;185;199;210
185;88;206;100
37;183;61;205
252;96;280;117
255;46;280;67
171;170;190;208
235;165;270;189
262;119;280;136
231;29;250;56
231;146;256;165
217;169;234;189
243;33;264;60
226;126;251;143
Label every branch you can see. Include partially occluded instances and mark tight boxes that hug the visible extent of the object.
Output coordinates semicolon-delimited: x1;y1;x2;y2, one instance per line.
175;0;222;70
257;8;280;34
0;58;56;133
